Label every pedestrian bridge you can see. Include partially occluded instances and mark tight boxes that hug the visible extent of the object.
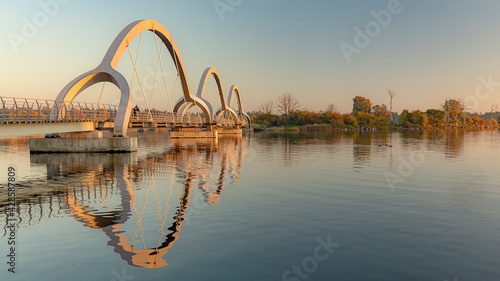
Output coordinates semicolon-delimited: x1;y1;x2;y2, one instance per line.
0;19;250;139
0;97;248;138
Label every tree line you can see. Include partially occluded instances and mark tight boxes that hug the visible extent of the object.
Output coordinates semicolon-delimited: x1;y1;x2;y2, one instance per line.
250;91;500;129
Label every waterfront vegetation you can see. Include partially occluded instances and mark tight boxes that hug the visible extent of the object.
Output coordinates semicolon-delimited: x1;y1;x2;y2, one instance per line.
250;93;500;130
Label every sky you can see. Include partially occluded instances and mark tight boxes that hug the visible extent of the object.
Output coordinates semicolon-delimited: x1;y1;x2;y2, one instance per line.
1;0;500;114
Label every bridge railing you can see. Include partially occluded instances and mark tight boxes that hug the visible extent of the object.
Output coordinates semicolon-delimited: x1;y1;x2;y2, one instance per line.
0;97;117;124
130;110;247;127
251;123;267;129
129;111;209;124
0;96;248;128
215;115;248;127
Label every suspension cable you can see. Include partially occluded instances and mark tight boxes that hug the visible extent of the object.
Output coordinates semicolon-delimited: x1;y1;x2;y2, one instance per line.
149;45;161;108
127;44;153;121
152;30;175;114
97;82;106;104
129;33;143;91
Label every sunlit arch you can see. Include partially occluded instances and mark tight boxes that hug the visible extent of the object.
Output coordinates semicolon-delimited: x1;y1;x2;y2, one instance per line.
55;19;212;136
176;67;239;126
227;85;243;114
227;85;251;126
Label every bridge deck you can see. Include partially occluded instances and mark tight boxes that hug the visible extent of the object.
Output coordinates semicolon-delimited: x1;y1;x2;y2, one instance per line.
0;97;248;137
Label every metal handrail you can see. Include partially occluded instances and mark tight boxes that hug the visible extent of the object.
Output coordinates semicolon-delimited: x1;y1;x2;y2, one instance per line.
0;97;117;124
0;96;248;127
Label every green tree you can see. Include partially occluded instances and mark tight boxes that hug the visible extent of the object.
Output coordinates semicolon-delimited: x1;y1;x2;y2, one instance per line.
290;111;321;126
426;109;445;127
408;110;428;127
399;109;428;127
375;116;390;128
399;109;410;124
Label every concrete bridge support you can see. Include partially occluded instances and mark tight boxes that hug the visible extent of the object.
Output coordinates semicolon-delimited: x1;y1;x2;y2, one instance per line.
30;131;137;153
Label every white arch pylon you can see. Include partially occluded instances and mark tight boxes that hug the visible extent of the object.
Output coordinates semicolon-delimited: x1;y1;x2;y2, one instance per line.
226;85;251;126
54;19;212;137
174;67;240;126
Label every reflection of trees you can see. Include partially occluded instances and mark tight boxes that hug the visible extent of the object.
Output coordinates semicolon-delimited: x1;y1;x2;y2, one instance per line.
444;129;465;158
352;131;372;170
1;135;249;268
399;129;425;148
254;131;344;166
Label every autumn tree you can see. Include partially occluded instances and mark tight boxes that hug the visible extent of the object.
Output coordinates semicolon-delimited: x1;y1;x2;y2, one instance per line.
443;99;465;125
343;114;358;128
352;96;372;115
323;112;344;127
258;100;274;115
289;111;321;126
372;104;389;117
356;112;376;127
276;92;301;115
487;118;498;127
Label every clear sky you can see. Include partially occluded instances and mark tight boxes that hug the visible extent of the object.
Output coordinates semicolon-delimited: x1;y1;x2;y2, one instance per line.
1;0;500;114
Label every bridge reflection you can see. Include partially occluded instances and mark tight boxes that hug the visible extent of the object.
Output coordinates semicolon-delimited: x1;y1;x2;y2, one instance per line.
2;135;249;268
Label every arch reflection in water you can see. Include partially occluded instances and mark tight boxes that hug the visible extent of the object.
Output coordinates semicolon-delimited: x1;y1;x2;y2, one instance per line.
30;135;249;268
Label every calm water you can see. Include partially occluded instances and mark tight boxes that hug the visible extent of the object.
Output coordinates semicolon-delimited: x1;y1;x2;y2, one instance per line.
0;129;499;281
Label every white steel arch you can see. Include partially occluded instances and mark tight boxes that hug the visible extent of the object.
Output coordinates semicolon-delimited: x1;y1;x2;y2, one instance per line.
55;19;212;136
175;67;240;126
227;85;251;126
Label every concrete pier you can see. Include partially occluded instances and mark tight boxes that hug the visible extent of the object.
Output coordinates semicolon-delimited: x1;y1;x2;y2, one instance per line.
217;128;243;135
30;131;137;153
170;130;218;139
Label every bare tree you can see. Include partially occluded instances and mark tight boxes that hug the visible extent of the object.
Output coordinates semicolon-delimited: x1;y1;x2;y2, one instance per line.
326;103;337;113
488;103;498;121
276;92;301;115
388;90;397;123
258;100;274;114
489;103;498;121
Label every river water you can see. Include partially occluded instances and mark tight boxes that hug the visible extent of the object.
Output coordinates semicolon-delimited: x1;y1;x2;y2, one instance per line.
0;129;499;281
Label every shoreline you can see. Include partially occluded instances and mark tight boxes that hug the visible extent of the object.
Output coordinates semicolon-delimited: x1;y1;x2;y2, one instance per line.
265;124;499;132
